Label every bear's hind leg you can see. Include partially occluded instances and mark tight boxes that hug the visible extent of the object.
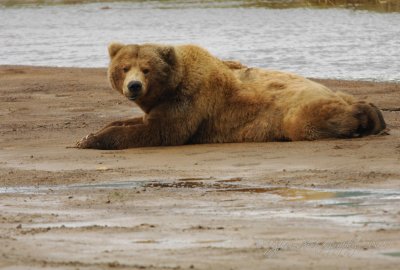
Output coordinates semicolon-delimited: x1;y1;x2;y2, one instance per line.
351;101;386;136
285;100;386;141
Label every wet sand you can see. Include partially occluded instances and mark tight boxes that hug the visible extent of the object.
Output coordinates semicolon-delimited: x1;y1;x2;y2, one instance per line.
0;65;399;269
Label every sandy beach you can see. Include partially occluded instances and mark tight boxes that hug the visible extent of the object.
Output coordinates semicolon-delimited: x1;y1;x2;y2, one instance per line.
0;65;399;269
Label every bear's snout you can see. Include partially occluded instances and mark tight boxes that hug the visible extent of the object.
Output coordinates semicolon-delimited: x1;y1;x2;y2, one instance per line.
126;80;143;100
128;80;143;93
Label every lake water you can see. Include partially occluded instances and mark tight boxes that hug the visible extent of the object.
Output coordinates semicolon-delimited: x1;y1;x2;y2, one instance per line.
1;1;400;81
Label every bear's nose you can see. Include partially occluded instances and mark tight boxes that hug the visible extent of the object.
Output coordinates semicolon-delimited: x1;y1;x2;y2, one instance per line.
127;81;142;93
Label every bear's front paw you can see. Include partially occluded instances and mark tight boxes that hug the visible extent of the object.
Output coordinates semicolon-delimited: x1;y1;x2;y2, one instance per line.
76;128;127;150
76;133;100;149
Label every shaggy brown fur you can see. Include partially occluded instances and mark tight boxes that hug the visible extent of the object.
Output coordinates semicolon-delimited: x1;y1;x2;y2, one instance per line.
76;43;386;150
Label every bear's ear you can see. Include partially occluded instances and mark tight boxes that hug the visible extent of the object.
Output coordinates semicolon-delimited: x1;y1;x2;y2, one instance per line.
158;46;176;66
108;42;124;59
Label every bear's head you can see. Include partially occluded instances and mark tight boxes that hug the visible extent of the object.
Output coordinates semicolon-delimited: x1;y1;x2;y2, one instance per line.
107;43;179;110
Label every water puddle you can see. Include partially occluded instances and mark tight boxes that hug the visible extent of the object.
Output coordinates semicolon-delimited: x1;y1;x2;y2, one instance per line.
2;178;399;206
0;180;147;194
3;179;399;231
216;187;337;201
382;251;400;258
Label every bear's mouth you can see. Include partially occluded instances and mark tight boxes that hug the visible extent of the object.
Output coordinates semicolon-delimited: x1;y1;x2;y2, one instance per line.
128;94;140;101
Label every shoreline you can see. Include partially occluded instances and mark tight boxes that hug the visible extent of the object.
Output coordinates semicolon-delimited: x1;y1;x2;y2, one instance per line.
0;65;399;269
1;0;399;12
3;64;400;84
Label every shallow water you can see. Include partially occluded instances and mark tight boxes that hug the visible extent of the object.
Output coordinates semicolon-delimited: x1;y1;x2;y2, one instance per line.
1;179;399;203
382;252;400;257
3;180;399;229
1;1;400;81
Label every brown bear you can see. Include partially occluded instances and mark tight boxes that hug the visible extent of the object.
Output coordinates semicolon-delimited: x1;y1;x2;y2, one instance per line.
76;43;386;150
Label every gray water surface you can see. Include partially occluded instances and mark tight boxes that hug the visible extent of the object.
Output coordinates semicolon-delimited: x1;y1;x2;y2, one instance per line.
1;1;400;81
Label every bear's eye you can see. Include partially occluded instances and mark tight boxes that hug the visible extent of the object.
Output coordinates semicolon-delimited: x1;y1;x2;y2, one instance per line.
122;66;130;73
142;68;150;75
